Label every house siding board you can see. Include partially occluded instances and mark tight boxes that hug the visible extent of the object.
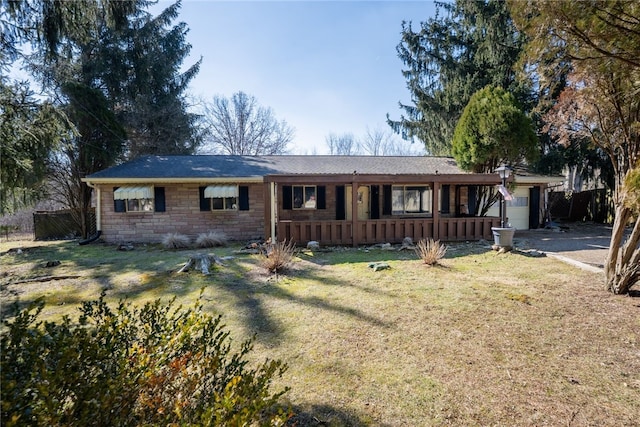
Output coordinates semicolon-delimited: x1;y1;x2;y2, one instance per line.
100;183;265;243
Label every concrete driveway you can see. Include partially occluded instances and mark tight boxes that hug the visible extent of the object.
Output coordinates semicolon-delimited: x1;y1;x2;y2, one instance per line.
514;222;613;271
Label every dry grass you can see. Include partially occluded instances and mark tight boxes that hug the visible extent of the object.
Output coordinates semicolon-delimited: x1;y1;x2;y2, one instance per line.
415;237;447;265
161;233;191;249
1;238;639;426
258;239;296;273
195;231;228;248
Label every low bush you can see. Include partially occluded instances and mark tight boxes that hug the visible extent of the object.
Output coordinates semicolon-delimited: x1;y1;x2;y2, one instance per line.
195;231;228;248
1;294;291;426
259;239;296;273
161;232;190;249
415;238;447;265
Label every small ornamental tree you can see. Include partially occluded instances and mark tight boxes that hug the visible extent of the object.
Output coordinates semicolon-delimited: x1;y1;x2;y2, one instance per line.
452;85;539;215
1;294;291;426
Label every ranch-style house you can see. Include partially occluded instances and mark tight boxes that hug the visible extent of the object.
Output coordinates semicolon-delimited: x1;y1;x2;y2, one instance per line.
82;155;558;246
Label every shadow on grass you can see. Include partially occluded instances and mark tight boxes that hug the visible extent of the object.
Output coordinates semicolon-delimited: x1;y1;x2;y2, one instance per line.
198;259;391;345
287;403;390;427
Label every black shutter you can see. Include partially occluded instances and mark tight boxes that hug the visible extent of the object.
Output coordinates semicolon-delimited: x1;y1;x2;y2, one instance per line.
441;185;450;214
113;187;125;212
370;185;380;219
282;185;292;210
335;185;346;220
382;185;392;215
468;186;477;216
239;186;249;210
317;186;326;209
529;187;540;229
154;187;165;212
199;186;209;211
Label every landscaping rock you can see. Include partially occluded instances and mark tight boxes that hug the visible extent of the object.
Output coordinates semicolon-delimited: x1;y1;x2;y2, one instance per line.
399;236;416;250
368;262;390;271
307;241;320;250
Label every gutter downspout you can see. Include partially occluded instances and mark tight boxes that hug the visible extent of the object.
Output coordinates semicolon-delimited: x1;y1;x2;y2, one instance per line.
270;182;277;242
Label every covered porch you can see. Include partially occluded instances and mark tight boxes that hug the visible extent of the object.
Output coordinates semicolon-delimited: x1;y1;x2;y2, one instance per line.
276;216;500;246
265;173;503;247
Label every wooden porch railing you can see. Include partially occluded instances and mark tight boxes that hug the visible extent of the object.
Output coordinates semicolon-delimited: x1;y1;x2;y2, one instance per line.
277;217;500;246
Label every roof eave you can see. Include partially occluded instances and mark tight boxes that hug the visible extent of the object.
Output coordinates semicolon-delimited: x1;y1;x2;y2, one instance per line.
81;176;264;185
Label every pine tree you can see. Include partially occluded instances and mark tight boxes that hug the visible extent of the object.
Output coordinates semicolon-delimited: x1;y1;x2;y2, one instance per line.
388;0;528;156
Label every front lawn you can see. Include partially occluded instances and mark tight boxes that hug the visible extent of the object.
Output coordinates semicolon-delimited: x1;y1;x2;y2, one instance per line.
1;238;639;426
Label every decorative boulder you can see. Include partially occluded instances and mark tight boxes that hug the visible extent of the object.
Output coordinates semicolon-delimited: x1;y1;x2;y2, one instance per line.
368;262;391;271
307;241;320;250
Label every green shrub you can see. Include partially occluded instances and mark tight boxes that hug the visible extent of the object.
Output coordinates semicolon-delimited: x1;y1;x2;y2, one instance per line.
1;293;290;426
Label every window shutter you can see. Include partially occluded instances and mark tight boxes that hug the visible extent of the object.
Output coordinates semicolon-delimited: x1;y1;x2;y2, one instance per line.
382;185;392;215
154;187;165;212
113;187;125;212
239;186;249;210
468;186;477;216
316;186;326;209
282;185;292;210
199;186;209;211
335;185;346;220
441;185;450;213
370;185;380;219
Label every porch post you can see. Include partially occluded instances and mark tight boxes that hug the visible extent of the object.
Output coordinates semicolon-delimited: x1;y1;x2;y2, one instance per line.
351;177;359;247
432;181;440;240
270;182;277;242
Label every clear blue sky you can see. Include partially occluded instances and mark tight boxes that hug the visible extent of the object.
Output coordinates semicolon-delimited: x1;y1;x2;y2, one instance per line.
155;0;437;154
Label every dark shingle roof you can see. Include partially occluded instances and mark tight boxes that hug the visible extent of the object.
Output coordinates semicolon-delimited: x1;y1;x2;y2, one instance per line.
86;155;465;180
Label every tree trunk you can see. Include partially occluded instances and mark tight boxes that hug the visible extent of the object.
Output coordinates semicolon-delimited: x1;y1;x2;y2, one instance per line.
177;254;226;275
604;204;640;294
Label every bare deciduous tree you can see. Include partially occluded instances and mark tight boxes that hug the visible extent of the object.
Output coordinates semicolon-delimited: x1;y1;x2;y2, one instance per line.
360;126;425;156
326;132;359;155
201;92;293;155
514;0;640;294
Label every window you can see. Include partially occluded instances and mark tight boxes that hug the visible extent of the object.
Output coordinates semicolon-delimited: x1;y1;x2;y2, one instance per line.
199;186;250;212
127;198;154;212
113;186;164;213
204;185;238;210
392;186;432;215
293;185;316;209
507;196;528;207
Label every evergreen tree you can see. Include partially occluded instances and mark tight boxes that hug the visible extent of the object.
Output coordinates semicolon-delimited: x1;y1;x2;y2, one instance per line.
0;79;67;214
50;82;126;238
93;2;203;157
452;85;538;215
388;0;529;156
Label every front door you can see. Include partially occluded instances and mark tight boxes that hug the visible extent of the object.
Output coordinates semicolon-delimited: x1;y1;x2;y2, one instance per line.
346;186;370;220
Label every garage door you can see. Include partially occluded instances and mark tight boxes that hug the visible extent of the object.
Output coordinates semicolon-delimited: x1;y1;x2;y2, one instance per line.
486;186;530;230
